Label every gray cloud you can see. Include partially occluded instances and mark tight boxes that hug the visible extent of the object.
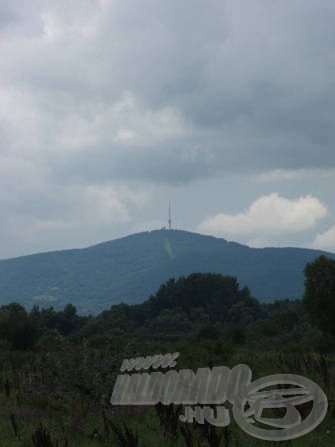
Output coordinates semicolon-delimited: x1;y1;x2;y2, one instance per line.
1;0;335;257
3;1;335;176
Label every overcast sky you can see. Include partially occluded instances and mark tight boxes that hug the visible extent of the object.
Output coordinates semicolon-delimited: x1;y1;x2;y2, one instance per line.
1;0;335;259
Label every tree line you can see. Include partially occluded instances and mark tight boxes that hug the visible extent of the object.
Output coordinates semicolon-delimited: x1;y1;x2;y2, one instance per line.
0;256;334;352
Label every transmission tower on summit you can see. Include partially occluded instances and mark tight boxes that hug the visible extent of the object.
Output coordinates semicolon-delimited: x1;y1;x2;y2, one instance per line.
168;200;172;230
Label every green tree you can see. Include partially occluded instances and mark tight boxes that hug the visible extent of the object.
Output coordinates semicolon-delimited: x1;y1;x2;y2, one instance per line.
0;303;37;349
302;255;335;336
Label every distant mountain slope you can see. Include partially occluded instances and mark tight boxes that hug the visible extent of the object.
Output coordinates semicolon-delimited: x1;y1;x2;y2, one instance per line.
0;229;333;314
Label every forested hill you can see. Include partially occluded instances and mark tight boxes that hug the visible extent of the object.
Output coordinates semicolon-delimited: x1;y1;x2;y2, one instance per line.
0;229;333;314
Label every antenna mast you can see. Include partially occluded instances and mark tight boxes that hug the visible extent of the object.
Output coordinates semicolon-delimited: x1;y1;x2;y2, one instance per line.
168;200;172;230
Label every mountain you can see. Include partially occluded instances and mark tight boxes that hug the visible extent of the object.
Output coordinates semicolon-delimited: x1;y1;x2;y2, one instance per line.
0;229;334;314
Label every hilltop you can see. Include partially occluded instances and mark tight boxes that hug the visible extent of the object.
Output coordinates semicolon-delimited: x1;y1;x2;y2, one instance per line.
0;229;333;314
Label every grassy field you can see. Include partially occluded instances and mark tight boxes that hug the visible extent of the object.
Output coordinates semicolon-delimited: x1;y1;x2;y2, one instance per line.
0;337;334;446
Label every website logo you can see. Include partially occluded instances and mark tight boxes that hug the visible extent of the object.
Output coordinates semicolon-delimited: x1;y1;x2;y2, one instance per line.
110;353;328;441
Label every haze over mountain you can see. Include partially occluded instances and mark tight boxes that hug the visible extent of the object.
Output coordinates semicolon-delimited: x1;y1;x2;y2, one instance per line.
0;229;334;314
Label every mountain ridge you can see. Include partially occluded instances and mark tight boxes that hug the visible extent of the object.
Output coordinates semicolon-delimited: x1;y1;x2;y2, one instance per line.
0;229;334;314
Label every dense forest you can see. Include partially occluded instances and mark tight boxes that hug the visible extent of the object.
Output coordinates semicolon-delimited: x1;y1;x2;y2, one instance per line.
1;229;334;314
0;256;334;446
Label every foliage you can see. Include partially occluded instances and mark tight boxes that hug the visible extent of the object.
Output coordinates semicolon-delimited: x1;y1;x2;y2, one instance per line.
303;255;335;336
0;303;37;350
0;269;334;444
